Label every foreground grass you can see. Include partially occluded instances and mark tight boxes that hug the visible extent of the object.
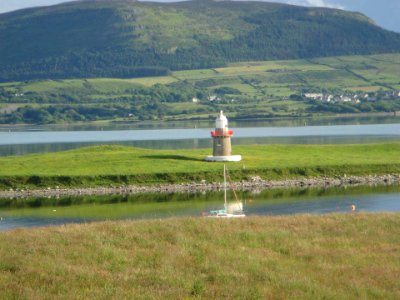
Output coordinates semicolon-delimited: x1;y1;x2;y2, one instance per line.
0;214;399;299
0;143;400;189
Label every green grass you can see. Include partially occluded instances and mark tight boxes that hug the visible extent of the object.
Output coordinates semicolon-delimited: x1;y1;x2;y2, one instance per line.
0;143;399;189
21;79;86;93
0;214;399;298
164;102;209;113
347;86;385;92
123;76;178;87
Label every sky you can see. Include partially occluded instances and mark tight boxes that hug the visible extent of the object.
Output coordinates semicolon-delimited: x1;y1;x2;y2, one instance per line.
0;0;399;32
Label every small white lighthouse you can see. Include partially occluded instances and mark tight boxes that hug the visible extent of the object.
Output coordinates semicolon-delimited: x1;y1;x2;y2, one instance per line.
205;111;242;162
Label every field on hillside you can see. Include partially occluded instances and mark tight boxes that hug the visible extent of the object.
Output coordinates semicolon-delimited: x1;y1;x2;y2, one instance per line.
0;143;399;189
1;54;400;124
0;214;399;299
3;53;399;96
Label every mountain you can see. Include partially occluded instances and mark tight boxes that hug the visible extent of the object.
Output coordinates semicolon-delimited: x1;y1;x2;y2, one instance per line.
1;0;400;81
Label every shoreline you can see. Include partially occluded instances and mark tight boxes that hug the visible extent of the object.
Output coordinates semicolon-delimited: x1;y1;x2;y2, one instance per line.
1;174;399;199
1;111;398;128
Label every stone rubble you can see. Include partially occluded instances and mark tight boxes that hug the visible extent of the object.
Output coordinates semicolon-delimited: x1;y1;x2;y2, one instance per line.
0;174;399;199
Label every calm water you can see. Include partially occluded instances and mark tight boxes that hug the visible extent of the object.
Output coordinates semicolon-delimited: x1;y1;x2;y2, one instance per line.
1;185;399;231
1;116;400;156
2;115;400;132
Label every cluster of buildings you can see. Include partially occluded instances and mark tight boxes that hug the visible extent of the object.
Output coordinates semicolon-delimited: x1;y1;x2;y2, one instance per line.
304;90;400;104
193;95;236;103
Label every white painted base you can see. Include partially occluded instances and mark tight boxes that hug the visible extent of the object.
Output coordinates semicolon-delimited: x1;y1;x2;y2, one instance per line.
204;155;242;162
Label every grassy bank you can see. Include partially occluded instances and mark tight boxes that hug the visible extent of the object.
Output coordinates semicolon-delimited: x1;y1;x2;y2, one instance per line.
0;143;400;189
1;214;399;298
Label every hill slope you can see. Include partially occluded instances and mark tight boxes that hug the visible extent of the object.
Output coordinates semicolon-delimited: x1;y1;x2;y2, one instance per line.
1;53;400;124
1;0;400;81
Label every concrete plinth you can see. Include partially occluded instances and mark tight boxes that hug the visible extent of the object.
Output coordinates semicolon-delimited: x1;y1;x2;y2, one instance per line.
205;155;242;162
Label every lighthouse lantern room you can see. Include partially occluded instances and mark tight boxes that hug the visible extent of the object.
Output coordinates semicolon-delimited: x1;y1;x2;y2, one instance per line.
205;111;242;162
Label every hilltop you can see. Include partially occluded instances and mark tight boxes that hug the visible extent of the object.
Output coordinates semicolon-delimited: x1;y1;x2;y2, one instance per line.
1;0;400;81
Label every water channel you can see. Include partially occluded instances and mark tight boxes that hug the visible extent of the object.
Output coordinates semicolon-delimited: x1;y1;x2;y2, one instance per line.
1;184;399;231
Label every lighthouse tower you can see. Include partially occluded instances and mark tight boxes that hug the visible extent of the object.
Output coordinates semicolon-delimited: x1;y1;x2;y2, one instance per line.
205;111;242;162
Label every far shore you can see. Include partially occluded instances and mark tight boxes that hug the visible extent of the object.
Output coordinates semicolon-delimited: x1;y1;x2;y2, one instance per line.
0;111;399;128
1;174;399;199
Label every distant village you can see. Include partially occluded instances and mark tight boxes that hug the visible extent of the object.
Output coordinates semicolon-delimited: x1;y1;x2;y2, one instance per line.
303;90;400;104
190;89;400;105
10;87;400;106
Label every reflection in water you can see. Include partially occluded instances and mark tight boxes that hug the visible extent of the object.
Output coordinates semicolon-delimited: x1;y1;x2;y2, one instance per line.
0;139;211;156
1;134;399;157
1;115;400;131
1;184;399;231
1;116;400;156
1;134;400;157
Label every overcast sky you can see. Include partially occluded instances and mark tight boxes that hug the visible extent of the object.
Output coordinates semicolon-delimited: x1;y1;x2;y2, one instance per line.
0;0;399;32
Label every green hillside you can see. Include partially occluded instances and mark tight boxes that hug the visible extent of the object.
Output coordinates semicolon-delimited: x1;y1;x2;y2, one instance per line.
1;53;400;124
1;0;400;81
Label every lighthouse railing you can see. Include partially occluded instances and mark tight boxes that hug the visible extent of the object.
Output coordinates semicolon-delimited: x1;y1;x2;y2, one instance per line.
211;130;233;137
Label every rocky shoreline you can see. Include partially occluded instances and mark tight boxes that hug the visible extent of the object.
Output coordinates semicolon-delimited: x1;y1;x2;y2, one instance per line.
0;174;399;199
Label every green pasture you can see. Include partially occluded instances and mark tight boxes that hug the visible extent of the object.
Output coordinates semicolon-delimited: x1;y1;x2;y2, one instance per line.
86;79;141;93
174;69;218;80
125;76;177;86
20;80;86;93
3;53;398;92
0;143;399;189
163;102;211;114
2;53;399;101
347;85;386;92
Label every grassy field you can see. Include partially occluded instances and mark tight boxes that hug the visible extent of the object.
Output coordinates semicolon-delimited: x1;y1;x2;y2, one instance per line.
0;143;399;189
0;214;399;299
3;53;398;98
